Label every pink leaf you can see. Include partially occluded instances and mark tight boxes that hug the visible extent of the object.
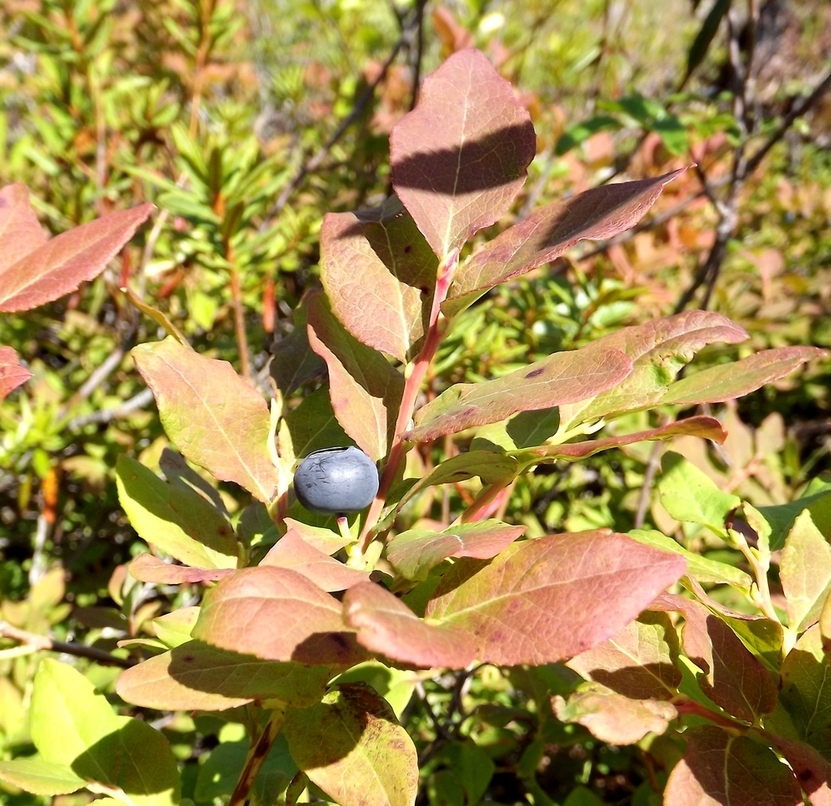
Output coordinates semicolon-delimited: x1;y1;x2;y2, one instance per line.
128;554;235;585
425;531;686;666
343;582;477;668
0;185;153;312
446;169;686;313
192;567;367;667
260;527;370;592
131;337;280;502
0;346;32;401
320;199;437;362
306;290;404;461
391;49;536;258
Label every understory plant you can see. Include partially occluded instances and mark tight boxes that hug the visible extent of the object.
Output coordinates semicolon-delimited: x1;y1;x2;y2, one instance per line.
2;48;831;806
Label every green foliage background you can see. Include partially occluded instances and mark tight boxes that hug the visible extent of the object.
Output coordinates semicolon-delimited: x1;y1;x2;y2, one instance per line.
1;0;830;803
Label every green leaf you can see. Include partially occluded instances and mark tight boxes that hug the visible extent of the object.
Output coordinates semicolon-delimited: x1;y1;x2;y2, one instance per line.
404;343;632;443
627;529;752;590
116;455;238;569
132;337;280;502
781;511;831;633
781;625;831;756
284;683;418;806
0;758;85;796
30;660;180;806
657;452;740;537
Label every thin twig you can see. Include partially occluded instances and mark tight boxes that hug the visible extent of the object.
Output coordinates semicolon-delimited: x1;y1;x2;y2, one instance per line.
0;622;136;669
66;387;155;431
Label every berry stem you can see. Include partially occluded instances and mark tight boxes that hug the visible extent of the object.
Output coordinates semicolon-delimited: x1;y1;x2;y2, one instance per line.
359;248;459;550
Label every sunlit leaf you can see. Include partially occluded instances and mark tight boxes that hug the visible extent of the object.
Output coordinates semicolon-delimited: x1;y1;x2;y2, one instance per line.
391;49;536;259
0;346;32;401
132;337;280;502
780;511;831;633
284;683;418;806
0;184;153;312
446;169;686;314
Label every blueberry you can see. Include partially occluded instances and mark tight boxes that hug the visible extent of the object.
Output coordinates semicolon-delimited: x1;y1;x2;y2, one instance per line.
293;446;379;515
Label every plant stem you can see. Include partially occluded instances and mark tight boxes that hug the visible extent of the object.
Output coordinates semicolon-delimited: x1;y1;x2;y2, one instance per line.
0;622;135;669
229;708;286;806
359;248;459;550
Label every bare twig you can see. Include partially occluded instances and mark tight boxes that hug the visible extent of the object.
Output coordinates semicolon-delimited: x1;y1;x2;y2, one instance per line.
66;387;155;431
0;622;136;668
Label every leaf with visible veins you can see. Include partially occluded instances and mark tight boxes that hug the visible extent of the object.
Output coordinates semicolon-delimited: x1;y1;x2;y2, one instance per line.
391;49;536;259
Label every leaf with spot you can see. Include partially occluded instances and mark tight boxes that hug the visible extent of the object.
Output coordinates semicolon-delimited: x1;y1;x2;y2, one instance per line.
391;49;536;259
320;198;438;362
284;683;418;806
403;344;632;443
132;337;280;503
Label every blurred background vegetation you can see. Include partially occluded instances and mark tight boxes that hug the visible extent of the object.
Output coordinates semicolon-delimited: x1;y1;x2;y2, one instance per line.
1;1;830;803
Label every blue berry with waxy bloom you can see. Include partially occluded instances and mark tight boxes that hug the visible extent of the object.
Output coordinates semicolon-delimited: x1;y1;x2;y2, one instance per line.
293;446;379;515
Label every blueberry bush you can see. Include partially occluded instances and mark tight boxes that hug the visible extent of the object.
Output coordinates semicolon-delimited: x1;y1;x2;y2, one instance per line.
2;3;831;806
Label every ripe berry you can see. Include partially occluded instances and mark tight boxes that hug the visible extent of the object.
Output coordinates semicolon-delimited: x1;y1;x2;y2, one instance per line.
293;446;379;515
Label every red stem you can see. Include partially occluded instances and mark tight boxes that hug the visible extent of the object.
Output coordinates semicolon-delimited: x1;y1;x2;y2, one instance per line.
359;249;459;550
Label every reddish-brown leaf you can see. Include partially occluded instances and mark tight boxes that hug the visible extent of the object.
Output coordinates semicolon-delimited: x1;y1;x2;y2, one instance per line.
404;344;632;443
306;290;404;461
131;337;280;502
445;169;686;314
128;554;235;585
0;346;32;401
343;582;477;668
260;527;369;592
0;187;153;312
320;199;437;362
664;726;802;806
675;596;778;722
768;735;831;806
518;415;726;463
391;49;536;259
192;567;367;667
0;184;48;269
116;640;331;711
425;531;686;665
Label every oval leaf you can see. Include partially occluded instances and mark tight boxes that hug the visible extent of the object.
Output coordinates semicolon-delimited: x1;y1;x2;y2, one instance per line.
0;346;32;401
306;290;404;461
664;725;802;806
426;531;686;665
391;49;536;259
192;567;367;667
343;582;477;668
320;199;437;362
284;683;418;806
116;641;330;711
131;337;280;502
